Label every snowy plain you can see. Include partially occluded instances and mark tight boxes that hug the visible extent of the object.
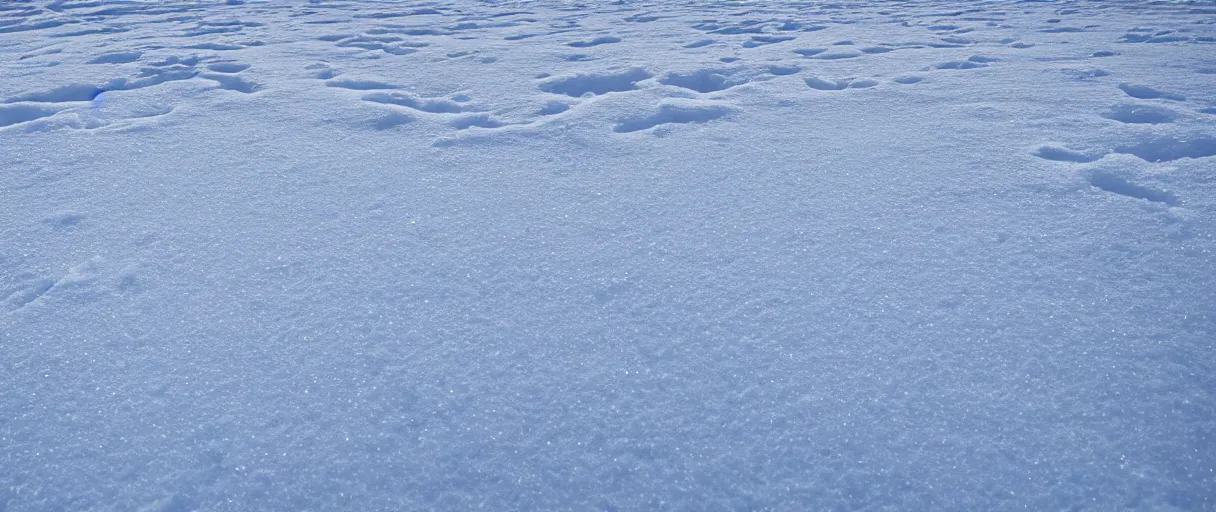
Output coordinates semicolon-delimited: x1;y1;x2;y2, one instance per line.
2;0;1216;509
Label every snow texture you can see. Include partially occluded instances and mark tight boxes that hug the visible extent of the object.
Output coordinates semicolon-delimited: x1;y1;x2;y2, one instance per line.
2;0;1215;510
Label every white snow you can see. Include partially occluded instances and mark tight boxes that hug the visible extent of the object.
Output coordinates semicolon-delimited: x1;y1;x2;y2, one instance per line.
2;0;1215;509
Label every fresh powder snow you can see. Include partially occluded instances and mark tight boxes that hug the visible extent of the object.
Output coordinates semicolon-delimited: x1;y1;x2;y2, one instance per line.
2;0;1215;509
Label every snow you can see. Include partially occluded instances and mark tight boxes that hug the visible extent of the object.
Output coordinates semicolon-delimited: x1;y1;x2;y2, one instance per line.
2;0;1215;509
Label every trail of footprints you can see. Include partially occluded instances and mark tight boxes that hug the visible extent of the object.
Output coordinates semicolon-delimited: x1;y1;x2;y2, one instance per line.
0;47;263;132
1027;8;1216;193
314;60;931;140
304;1;1216;207
3;0;1214;161
1033;77;1216;206
1;0;279;132
305;27;1005;140
3;251;146;315
315;63;504;131
223;1;1060;139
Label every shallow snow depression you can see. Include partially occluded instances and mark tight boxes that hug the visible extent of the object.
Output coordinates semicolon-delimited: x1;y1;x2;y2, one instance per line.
2;0;1215;509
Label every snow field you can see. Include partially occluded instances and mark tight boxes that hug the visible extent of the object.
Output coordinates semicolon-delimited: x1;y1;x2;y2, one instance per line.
2;0;1215;510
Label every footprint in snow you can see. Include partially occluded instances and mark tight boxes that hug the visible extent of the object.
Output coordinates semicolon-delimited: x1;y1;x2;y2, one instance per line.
1033;145;1103;163
306;63;339;79
538;68;651;97
372;112;414;130
89;51;142;64
1061;68;1110;80
742;35;796;48
45;211;85;228
811;49;862;60
767;65;800;76
363;92;467;114
186;42;245;51
450;114;505;130
659;68;753;93
1101;104;1178;124
567;36;621;48
538;101;570;116
933;57;991;70
1113;135;1216;162
207;62;250;73
613;101;737;133
326;79;397;91
4;84;105;103
1117;83;1185;101
1085;170;1178;206
205;73;261;94
0;104;62;128
804;76;878;90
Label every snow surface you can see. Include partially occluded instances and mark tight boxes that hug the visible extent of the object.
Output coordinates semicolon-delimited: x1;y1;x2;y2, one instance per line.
2;0;1216;509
